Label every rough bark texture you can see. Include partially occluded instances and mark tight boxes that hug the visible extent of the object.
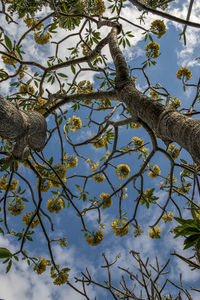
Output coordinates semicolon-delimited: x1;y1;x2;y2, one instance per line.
118;85;200;162
109;26;200;163
0;95;47;159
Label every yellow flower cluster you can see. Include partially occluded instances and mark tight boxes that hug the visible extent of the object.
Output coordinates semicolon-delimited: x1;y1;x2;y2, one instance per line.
169;97;181;109
19;83;34;95
34;97;48;114
19;65;28;79
162;212;173;223
111;219;129;237
85;230;104;246
46;196;64;214
37;179;52;192
34;257;47;274
133;225;144;237
52;163;67;178
24;17;43;31
148;165;160;178
148;226;161;239
1;50;18;65
22;212;40;228
52;269;69;285
0;176;18;191
131;136;144;150
94;0;105;16
7;198;25;216
145;41;160;58
130;122;141;129
100;193;112;209
176;67;192;82
68;116;82;132
64;155;78;168
92;136;106;148
150;20;166;38
34;32;51;45
93;173;105;183
91;161;99;171
132;76;137;85
149;89;159;99
167;144;180;159
77;80;93;94
116;164;130;179
81;41;93;56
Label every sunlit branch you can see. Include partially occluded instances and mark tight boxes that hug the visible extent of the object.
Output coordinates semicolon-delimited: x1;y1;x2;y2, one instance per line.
129;0;200;29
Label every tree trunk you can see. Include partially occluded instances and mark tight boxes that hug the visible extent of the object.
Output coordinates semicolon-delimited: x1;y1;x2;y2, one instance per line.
109;27;200;163
0;95;47;160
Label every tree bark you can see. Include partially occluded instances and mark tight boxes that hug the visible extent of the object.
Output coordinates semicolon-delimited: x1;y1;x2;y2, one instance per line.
109;27;200;163
0;95;47;160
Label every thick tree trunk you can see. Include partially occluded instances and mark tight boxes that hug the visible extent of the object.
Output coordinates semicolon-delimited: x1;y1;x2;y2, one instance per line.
118;84;200;162
0;96;47;160
109;27;200;163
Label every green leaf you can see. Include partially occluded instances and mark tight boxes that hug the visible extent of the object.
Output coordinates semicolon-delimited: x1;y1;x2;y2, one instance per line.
75;184;82;191
180;159;187;164
57;73;68;78
71;65;76;74
0;248;12;259
4;34;12;51
184;234;200;249
6;260;12;273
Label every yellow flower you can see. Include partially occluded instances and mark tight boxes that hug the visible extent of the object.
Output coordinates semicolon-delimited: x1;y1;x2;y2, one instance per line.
148;226;161;239
133;225;144;237
176;67;192;82
130;122;141;129
91;161;99;171
22;212;40;228
93;173;105;183
111;219;129;237
7;198;25;216
52;268;70;285
19;83;34;95
148;165;160;178
116;164;130;179
149;89;159;99
37;179;52;192
24;17;44;30
132;76;137;85
0;176;19;191
51;163;67;179
145;41;160;58
92;136;106;149
150;20;166;38
85;230;104;246
19;65;28;79
169;97;181;109
34;257;47;274
100;193;112;209
68;116;82;132
131;136;144;150
34;32;51;45
81;41;93;56
93;0;106;16
167;144;180;159
86;158;91;163
78;80;93;94
65;155;78;168
162;212;173;223
46;196;64;214
1;50;18;65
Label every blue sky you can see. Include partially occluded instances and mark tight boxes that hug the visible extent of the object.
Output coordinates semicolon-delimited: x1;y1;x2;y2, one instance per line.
0;0;200;299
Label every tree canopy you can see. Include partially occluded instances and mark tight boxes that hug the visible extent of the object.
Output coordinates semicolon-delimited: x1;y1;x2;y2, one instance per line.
0;0;200;299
